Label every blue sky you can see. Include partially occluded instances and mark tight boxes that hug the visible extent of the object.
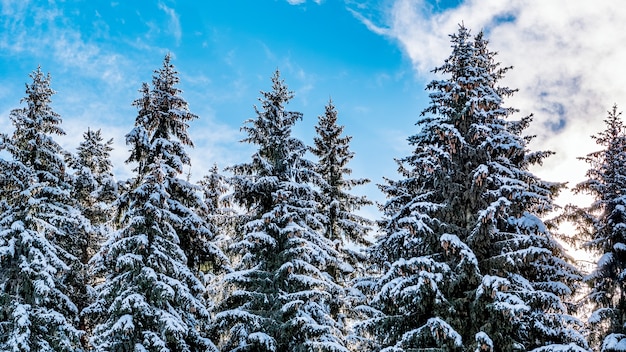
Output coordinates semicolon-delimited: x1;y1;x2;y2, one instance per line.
2;0;626;219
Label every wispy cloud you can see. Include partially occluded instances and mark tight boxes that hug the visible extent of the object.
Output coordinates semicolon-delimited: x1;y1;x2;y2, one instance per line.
158;2;182;44
0;1;129;85
285;0;323;5
346;7;389;36
354;0;626;206
0;1;241;182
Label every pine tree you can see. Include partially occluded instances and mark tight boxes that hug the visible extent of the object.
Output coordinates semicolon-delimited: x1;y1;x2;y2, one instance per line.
212;70;349;352
87;54;223;351
310;98;373;272
65;128;118;348
0;67;83;351
567;105;626;351
198;164;236;246
310;99;373;349
153;55;228;273
67;128;117;231
361;25;586;351
200;164;231;217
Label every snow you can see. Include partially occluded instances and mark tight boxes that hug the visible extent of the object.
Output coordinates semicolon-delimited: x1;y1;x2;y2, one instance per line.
475;331;493;351
614;242;626;252
247;332;277;351
403;317;463;347
476;275;510;298
512;211;548;234
111;314;134;333
440;233;478;267
603;333;626;352
598;252;614;268
10;220;24;232
531;343;591;352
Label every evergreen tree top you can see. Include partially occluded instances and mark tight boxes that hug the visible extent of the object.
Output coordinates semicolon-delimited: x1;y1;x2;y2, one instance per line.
576;104;626;201
16;66;64;135
311;98;373;248
150;53;197;146
566;104;626;347
233;69;307;183
4;67;68;184
127;54;197;176
71;128;114;176
246;70;301;143
0;66;84;352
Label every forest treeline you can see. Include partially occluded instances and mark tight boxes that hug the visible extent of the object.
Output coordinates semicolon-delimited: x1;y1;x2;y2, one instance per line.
0;24;624;352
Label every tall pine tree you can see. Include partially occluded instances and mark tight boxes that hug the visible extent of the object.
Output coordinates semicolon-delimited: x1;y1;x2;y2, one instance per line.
310;98;373;272
310;99;373;349
65;128;118;349
361;25;586;351
567;105;626;351
212;70;349;352
87;54;223;351
0;67;83;351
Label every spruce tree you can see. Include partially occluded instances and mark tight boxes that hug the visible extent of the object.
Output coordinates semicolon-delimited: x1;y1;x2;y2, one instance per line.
567;105;626;350
65;128;118;348
67;128;117;231
362;25;586;351
200;164;231;218
198;164;236;245
87;54;223;351
310;98;373;271
310;99;373;349
212;70;349;352
0;67;83;351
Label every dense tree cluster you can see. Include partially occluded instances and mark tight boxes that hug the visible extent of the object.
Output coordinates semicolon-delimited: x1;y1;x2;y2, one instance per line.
0;25;622;351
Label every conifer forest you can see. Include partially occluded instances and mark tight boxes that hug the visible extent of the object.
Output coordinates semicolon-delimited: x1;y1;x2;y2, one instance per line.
2;24;626;352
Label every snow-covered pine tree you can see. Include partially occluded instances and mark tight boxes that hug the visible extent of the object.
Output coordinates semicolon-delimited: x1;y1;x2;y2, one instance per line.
200;164;231;218
152;55;228;273
362;25;586;351
567;105;626;351
65;128;118;348
212;70;349;352
87;54;223;351
310;99;373;349
310;98;373;272
0;67;83;351
197;164;237;316
198;164;236;247
67;128;117;232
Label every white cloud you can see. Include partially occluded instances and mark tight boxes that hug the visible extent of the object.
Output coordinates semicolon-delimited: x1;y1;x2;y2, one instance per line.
357;0;626;207
158;2;182;44
0;1;241;184
347;7;390;36
285;0;323;5
0;1;129;85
